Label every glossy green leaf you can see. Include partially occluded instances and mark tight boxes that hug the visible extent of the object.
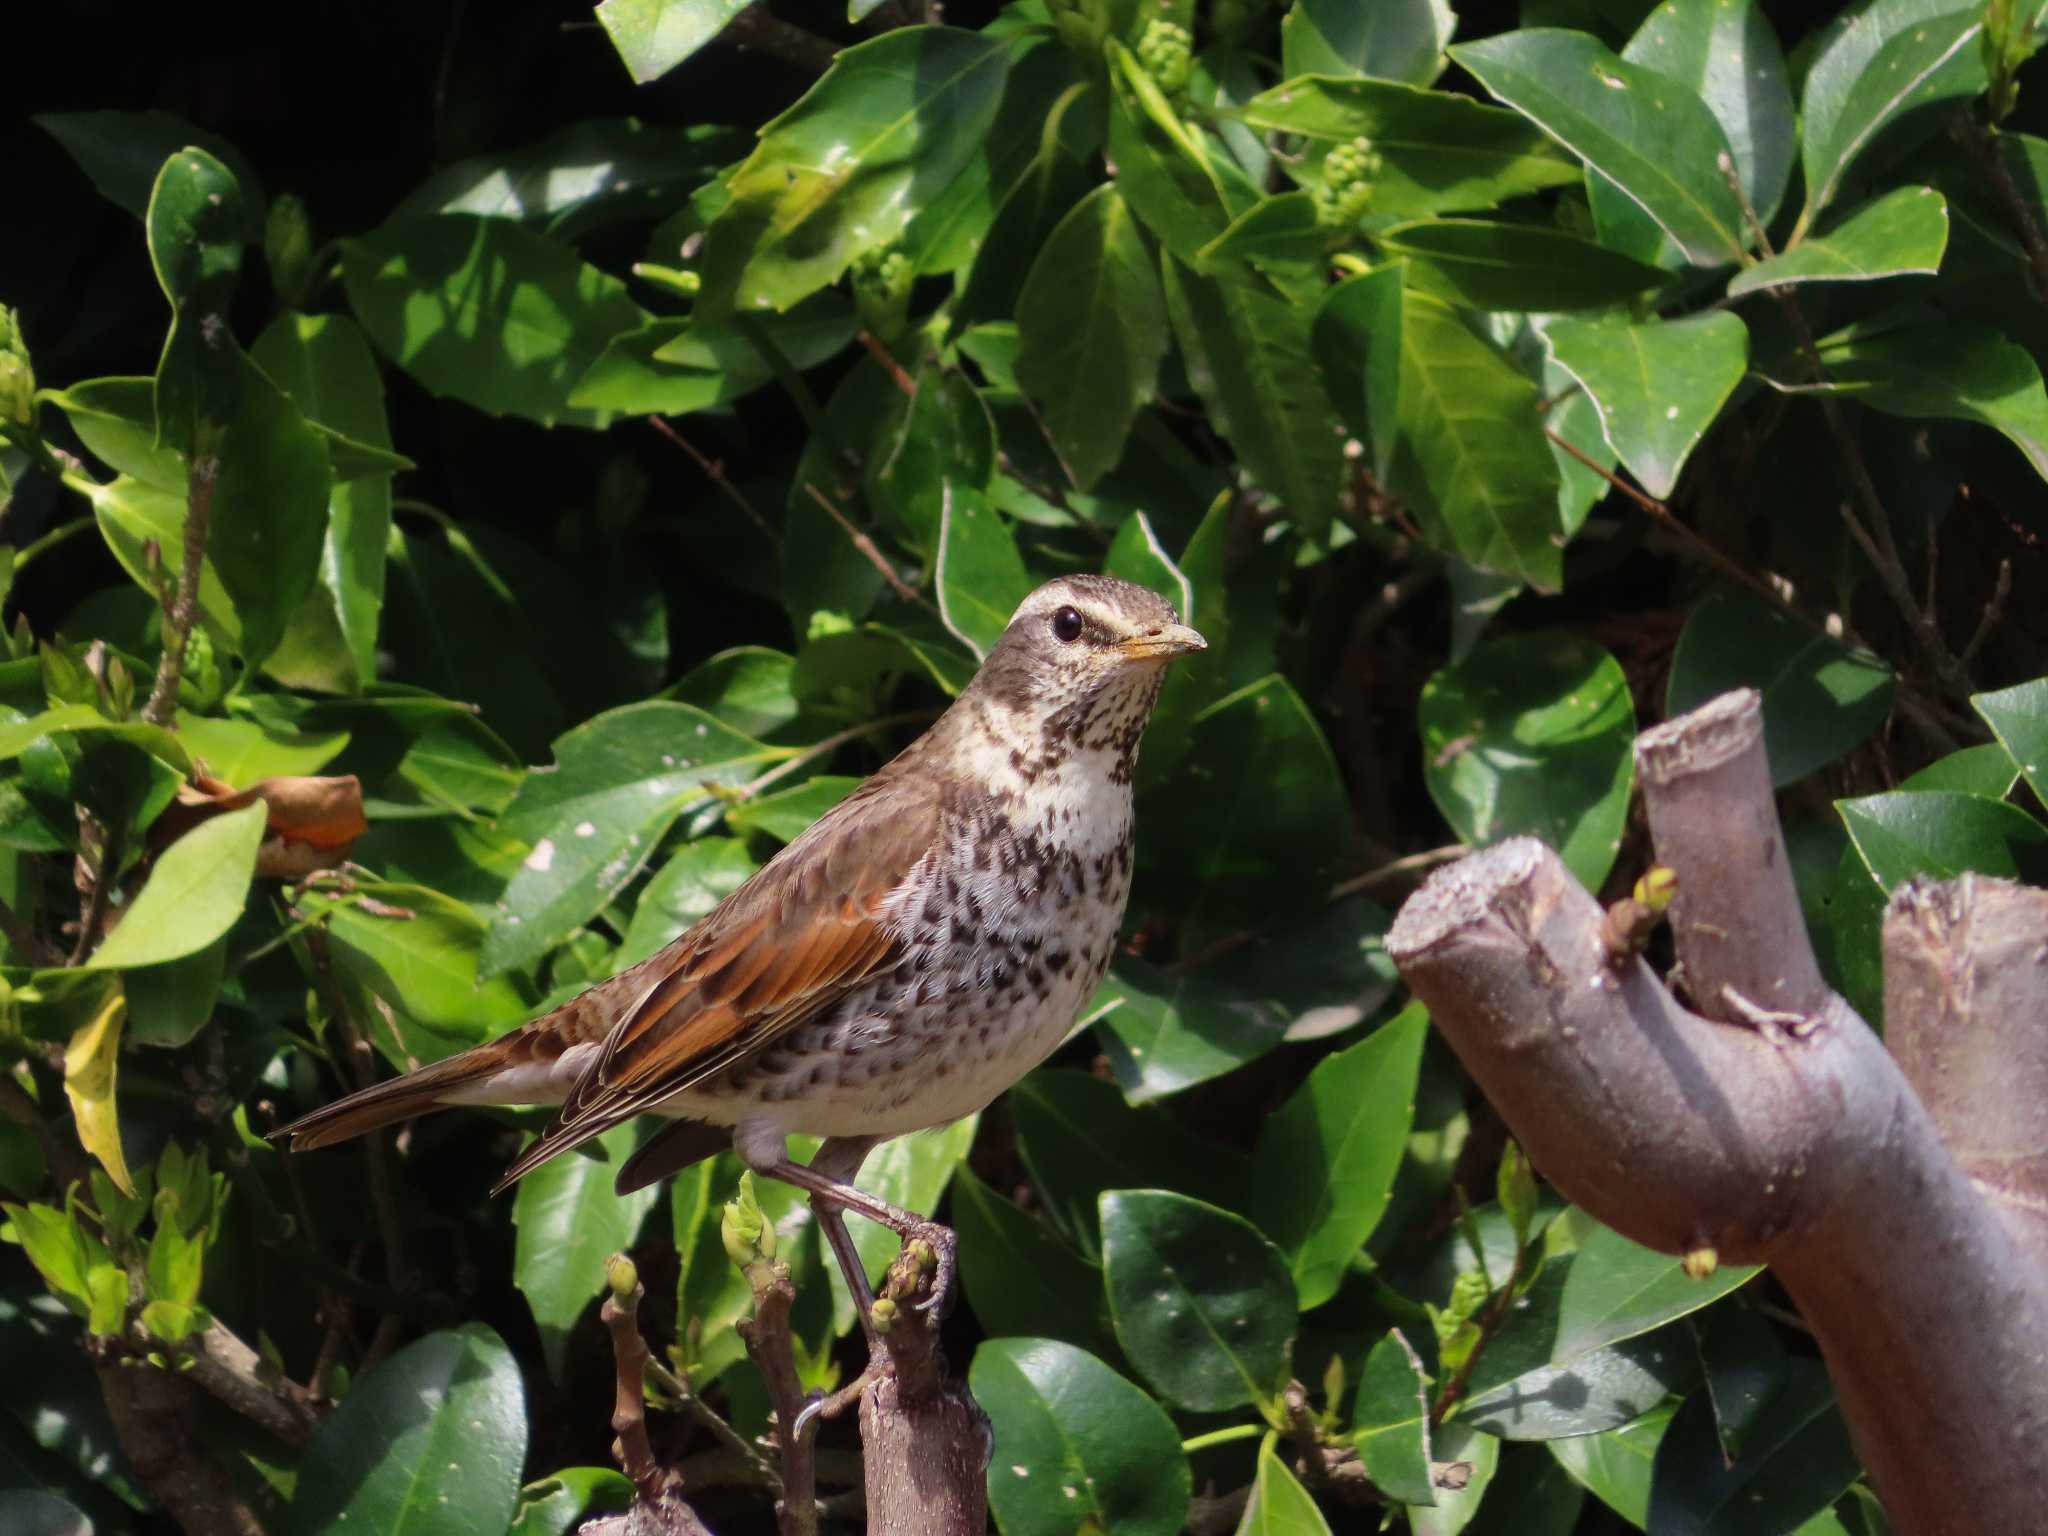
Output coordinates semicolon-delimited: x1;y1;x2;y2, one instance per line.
1623;0;1794;226
36;109;265;223
1016;186;1168;491
1162;261;1345;539
125;938;229;1048
146;147;255;450
1379;219;1669;310
89;476;242;648
287;1324;526;1536
45;376;183;488
1729;186;1948;296
1543;311;1747;499
1254;1004;1429;1309
594;0;751;84
1668;587;1895;786
1100;1189;1295;1411
1799;0;1984;224
1312;265;1404;485
936;485;1033;660
618;837;757;968
483;703;783;977
1092;958;1287;1103
1352;1329;1436;1506
1813;315;2048;481
1409;1421;1500;1536
697;27;1013;313
1973;677;2048;806
1900;741;2021;797
1010;1070;1251;1257
173;713;348;783
1106;47;1247;264
868;364;997;557
1238;78;1581;217
1548;1403;1673;1525
725;776;860;844
1389;290;1563;587
1236;1437;1332;1535
1420;632;1635;891
973;1338;1190;1536
1461;1223;1760;1439
1838;789;2048;891
1696;1299;1787;1461
309;880;537;1051
1464;1446;1586;1536
1139;675;1351;942
1281;0;1454;85
666;648;801;741
1648;1364;1860;1535
574;295;857;417
82;802;264;971
343;214;647;429
508;1467;633;1536
1452;30;1744;266
513;1123;662;1381
953;1166;1118;1359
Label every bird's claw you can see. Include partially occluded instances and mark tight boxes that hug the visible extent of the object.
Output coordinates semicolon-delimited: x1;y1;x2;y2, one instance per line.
905;1220;956;1316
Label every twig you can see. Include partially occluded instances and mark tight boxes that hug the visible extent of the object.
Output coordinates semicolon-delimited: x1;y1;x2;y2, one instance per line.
602;1256;681;1501
1329;844;1469;901
65;822;124;966
720;3;840;74
645;1355;779;1487
647;416;778;543
0;893;58;966
183;1318;322;1447
141;450;218;727
1428;1244;1526;1426
1962;557;2013;668
1953;111;2048;299
802;484;926;607
857;331;918;397
736;1249;818;1536
1717;151;1776;261
737;711;935;803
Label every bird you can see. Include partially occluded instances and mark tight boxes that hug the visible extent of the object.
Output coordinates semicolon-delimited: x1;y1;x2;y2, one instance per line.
272;574;1206;1322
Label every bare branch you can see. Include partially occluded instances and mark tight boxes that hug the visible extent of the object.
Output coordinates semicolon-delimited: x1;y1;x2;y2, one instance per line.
141;450;218;727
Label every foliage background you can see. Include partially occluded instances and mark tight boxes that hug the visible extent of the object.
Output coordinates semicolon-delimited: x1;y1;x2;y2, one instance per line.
6;0;2048;1532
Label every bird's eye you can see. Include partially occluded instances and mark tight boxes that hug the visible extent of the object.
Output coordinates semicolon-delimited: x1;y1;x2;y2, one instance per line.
1050;606;1084;643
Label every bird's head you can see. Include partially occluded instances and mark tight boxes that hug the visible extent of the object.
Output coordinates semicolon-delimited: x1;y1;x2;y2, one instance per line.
965;575;1206;758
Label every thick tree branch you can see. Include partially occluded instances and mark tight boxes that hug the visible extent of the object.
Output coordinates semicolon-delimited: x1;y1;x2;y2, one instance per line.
95;1356;265;1536
858;1241;989;1536
1387;690;2048;1536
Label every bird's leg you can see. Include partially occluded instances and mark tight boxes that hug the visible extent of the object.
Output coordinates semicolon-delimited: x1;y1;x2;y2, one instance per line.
746;1133;957;1321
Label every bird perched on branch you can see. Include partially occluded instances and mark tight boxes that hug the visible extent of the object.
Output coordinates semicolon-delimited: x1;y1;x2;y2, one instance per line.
274;575;1205;1320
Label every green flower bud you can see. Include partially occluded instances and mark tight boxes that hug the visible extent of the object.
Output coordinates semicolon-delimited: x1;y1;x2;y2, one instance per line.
0;306;33;429
721;1172;776;1269
265;194;315;308
606;1252;640;1301
1313;136;1383;229
1136;19;1195;96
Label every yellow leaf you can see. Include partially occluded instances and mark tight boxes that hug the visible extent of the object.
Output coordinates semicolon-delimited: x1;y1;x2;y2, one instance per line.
64;984;133;1196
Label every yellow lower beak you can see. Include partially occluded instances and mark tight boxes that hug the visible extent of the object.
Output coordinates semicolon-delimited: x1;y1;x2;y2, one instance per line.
1115;623;1208;661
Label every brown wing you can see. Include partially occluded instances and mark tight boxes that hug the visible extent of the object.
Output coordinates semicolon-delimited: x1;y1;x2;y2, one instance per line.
491;764;942;1190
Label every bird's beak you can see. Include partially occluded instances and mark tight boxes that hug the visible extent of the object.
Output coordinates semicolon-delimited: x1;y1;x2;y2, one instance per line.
1115;623;1208;661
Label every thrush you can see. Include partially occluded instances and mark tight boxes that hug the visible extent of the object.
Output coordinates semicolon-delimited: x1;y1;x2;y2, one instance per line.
274;574;1205;1318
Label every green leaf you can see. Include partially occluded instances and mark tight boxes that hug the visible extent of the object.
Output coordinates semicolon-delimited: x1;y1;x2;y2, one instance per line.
1106;47;1247;265
1016;186;1169;491
972;1338;1190;1536
1092;958;1289;1104
287;1324;527;1536
508;1468;634;1536
1667;587;1895;786
618;837;757;969
306;881;538;1049
1420;633;1635;892
953;1167;1118;1360
2;1202;95;1310
89;476;243;651
43;375;184;488
1451;29;1745;266
1548;1404;1673;1525
82;802;264;972
573;296;857;417
1647;1364;1859;1535
1461;1222;1760;1439
665;648;801;741
1972;677;2048;805
1139;675;1351;942
935;485;1034;660
868;364;997;558
343;215;648;429
1378;220;1669;310
36;109;265;223
1464;1447;1586;1536
1799;0;1985;225
1623;0;1794;227
1281;0;1454;86
594;0;751;84
1695;1300;1787;1461
513;1124;662;1381
1010;1070;1251;1257
1729;186;1948;296
1195;192;1329;288
173;713;348;784
1162;260;1345;539
483;703;783;977
0;1490;96;1536
1352;1329;1436;1506
1899;741;2020;797
1238;78;1581;217
1312;266;1404;485
146;147;255;452
1236;1436;1333;1534
1543;311;1747;499
125;939;229;1048
1812;314;2048;481
1388;290;1563;587
725;777;860;844
1409;1420;1500;1536
1100;1189;1295;1411
697;27;1014;313
1253;1004;1429;1309
1838;789;2048;890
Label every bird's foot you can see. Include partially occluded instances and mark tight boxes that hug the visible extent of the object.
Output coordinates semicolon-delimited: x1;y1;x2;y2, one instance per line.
881;1219;956;1317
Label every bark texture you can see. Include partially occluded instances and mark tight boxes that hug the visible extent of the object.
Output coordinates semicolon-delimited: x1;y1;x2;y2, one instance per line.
1387;688;2048;1536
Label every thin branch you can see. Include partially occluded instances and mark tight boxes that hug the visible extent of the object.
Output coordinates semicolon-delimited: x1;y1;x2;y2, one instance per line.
857;331;918;397
737;711;935;804
1329;844;1469;901
65;821;124;966
0;893;58;966
141;450;218;727
1962;557;2013;668
719;3;840;74
647;416;777;543
645;1356;779;1487
1953;111;2048;299
736;1252;818;1536
183;1318;322;1447
802;483;926;607
1428;1245;1526;1427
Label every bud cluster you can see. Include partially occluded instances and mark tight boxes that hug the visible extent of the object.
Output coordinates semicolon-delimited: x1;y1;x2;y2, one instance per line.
1314;136;1383;229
